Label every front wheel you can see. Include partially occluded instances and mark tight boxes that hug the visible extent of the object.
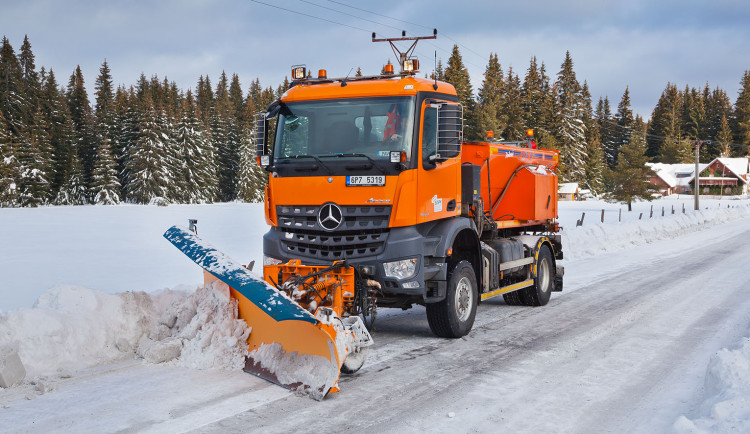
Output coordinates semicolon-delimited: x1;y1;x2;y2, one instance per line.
426;260;478;338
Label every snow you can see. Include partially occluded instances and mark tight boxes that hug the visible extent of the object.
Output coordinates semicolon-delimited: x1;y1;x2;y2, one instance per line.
1;197;750;431
558;182;578;194
674;338;750;433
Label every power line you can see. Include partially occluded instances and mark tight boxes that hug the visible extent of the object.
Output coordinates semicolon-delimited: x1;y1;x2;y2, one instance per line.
598;117;746;149
248;0;371;33
297;0;403;32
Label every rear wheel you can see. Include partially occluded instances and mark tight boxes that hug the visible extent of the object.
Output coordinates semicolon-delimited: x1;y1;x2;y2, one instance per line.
426;260;478;338
519;245;553;306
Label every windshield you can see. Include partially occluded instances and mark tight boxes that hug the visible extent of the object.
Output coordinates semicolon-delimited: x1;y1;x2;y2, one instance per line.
273;96;415;163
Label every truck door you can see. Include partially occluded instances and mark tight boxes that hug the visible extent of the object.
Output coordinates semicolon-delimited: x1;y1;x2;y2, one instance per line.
416;101;462;224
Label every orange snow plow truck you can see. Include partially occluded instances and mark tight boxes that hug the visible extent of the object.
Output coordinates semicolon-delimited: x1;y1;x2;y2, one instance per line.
166;32;563;399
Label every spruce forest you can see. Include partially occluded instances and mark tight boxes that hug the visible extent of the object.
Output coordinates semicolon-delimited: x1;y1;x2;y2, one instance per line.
1;35;749;207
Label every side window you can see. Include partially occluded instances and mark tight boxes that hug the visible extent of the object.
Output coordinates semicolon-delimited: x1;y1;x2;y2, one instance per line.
422;107;437;168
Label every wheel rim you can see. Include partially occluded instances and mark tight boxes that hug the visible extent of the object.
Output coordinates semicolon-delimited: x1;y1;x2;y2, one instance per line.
454;276;473;322
539;257;550;293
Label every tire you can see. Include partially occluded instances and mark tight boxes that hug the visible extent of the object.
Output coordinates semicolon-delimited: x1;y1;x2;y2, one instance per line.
519;245;553;306
426;260;478;338
340;347;368;374
502;290;524;305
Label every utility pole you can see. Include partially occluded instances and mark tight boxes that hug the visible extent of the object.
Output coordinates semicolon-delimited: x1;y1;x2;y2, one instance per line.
691;140;706;211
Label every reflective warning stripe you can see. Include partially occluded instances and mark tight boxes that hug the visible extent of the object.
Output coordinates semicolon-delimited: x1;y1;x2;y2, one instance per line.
480;279;534;301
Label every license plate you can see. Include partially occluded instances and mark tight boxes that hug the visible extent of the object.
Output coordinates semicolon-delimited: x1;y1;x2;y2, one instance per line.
346;175;385;186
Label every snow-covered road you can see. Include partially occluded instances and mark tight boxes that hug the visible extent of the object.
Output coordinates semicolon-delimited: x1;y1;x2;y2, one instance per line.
3;207;750;433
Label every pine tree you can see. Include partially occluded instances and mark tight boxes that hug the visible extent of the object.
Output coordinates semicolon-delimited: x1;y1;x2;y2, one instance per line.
444;45;476;140
90;140;120;204
196;75;214;125
229;73;244;122
18;35;41;128
647;83;681;159
658;136;692;163
17;109;52;206
175;90;218;203
475;53;505;139
581;83;604;195
39;69;70;193
66;66;97;185
604;119;655;210
124;99;170;203
248;78;262;113
0;111;19;206
611;86;634;166
95;60;116;136
55;146;87;205
717;114;733;157
0;37;28;139
115;86;139;196
503;67;524;141
553;51;586;183
521;57;555;149
734;70;750;155
236;123;266;202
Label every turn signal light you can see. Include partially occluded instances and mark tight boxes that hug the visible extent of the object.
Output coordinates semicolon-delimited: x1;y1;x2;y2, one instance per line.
487;131;494;139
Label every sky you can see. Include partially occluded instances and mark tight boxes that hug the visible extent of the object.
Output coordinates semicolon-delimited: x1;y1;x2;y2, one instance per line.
1;0;749;119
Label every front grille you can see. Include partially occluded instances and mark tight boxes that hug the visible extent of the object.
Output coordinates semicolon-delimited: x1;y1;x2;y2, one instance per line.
276;205;391;260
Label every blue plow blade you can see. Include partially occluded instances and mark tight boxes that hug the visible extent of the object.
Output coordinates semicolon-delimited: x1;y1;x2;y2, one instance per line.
163;225;317;324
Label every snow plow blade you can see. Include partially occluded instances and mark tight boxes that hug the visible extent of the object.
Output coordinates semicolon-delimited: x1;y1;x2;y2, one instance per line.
163;226;371;400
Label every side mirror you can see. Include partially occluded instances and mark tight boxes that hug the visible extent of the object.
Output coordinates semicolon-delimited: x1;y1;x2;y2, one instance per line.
255;112;268;159
436;103;462;160
255;101;282;168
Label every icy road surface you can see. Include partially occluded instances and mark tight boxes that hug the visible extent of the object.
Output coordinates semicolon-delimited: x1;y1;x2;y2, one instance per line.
2;208;750;433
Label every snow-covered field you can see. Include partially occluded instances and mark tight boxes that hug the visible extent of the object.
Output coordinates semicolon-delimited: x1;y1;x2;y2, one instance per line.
1;196;750;432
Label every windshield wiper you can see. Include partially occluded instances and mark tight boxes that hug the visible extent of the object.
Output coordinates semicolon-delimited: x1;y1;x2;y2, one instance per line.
319;153;386;174
278;155;333;174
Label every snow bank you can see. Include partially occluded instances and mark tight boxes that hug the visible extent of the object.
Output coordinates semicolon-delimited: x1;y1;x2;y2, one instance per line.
136;280;250;371
674;337;750;433
0;282;250;387
0;285;164;379
561;204;750;260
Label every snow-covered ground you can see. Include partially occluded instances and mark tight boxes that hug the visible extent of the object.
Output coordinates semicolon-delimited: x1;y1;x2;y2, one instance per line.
1;196;750;432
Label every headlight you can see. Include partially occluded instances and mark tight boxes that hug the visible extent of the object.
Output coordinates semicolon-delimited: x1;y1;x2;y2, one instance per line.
264;255;283;266
383;257;418;280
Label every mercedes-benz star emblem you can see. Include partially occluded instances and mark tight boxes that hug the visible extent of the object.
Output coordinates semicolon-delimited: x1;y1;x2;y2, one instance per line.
318;203;343;231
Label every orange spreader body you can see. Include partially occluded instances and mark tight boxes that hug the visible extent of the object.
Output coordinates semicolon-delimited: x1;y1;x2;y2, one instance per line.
461;142;559;226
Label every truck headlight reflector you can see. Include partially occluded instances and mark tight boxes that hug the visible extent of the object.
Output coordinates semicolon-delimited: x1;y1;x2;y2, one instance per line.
383;257;418;279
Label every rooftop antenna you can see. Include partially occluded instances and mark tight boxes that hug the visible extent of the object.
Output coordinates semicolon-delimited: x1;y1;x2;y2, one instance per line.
372;28;438;75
